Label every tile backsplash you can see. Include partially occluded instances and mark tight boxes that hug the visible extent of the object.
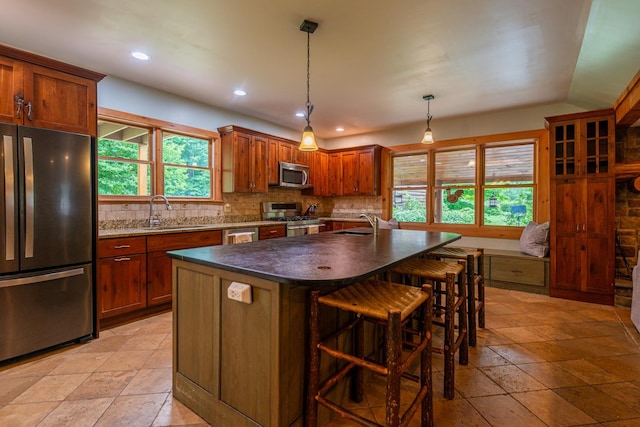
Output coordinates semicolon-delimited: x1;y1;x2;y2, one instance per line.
99;187;383;230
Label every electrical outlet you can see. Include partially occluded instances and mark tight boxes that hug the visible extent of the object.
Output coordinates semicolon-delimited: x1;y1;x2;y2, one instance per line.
224;203;232;213
227;281;252;304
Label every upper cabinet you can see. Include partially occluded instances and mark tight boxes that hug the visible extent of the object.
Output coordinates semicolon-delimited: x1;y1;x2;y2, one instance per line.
548;110;614;179
339;146;381;196
278;140;310;165
219;126;268;193
0;45;104;136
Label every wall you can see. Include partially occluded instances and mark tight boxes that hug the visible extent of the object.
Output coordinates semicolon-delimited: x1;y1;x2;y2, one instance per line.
615;126;640;278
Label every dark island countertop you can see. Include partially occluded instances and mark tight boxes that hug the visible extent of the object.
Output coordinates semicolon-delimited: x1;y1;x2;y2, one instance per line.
167;228;461;286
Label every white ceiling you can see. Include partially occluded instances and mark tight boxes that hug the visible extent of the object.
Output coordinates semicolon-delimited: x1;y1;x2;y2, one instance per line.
1;0;638;138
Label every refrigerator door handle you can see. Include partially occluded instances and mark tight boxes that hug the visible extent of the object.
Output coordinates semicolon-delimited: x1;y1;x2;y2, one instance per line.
23;137;34;259
0;267;85;289
3;135;15;261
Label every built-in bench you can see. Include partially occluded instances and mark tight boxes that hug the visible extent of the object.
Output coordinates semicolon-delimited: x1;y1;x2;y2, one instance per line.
482;249;550;295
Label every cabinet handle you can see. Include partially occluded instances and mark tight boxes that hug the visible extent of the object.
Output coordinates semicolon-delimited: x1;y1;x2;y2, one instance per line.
582;224;586;232
114;244;131;249
14;95;24;119
269;230;277;234
576;224;579;232
24;102;32;121
114;257;131;262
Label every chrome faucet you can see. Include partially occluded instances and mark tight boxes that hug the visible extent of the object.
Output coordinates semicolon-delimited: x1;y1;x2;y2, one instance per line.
149;195;172;228
359;213;379;236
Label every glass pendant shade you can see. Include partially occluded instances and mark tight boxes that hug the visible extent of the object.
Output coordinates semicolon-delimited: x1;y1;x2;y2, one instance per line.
299;124;318;151
422;127;434;144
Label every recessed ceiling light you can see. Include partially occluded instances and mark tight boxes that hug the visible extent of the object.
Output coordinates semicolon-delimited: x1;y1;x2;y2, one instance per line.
131;51;150;61
336;127;345;132
234;89;247;96
295;112;305;117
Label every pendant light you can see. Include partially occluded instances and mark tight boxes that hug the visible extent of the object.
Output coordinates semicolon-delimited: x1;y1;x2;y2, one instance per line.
299;19;319;151
421;94;435;144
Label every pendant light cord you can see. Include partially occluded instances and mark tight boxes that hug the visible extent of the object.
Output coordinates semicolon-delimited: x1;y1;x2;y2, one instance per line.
305;29;313;125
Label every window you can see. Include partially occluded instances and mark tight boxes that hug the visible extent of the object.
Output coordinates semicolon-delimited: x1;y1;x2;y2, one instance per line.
391;133;539;234
97;109;221;201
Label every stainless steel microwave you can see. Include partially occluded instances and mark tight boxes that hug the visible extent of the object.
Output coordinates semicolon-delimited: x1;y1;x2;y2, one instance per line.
279;161;310;188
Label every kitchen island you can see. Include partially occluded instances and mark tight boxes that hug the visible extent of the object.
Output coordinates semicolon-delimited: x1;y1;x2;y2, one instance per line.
168;228;460;427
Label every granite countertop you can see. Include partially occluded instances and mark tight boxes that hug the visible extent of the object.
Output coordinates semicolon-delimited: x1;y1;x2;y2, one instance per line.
167;228;461;286
98;217;367;238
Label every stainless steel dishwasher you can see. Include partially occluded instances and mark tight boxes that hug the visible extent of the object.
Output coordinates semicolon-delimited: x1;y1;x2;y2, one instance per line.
222;227;259;245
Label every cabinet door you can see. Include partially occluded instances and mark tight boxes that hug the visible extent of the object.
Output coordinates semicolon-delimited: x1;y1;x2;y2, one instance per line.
147;251;173;306
278;141;293;163
584;178;614;294
98;254;147;318
251;136;268;192
23;64;97;135
328;153;342;196
0;56;23;125
293;149;310;166
550;180;581;292
357;149;376;195
550;121;579;179
341;151;358;195
233;133;253;192
582;116;613;177
267;139;279;185
310;151;329;196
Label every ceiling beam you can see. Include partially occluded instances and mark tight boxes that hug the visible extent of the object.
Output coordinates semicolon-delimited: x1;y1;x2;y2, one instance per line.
614;70;640;128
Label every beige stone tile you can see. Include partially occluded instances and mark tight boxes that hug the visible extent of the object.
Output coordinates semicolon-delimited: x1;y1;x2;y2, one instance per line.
453;367;505;398
321;406;377;426
433;397;491;426
94;393;167;427
555;385;640;423
488;343;546;364
601;420;640;427
120;368;172;395
67;370;137;400
589;354;640;379
493;326;547;343
94;349;154;372
13;373;89;403
468;346;511;368
38;397;113;426
1;352;67;378
0;376;40;405
119;334;168;351
481;365;546;393
524;324;575;341
152;395;208;426
73;334;131;354
518;362;587;389
553;359;626;384
0;402;59;426
595;382;640;413
511;389;597;426
142;347;172;369
467;394;546;427
49;352;111;375
518;340;582;362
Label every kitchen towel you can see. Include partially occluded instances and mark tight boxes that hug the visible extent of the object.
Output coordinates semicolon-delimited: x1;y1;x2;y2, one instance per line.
307;225;319;234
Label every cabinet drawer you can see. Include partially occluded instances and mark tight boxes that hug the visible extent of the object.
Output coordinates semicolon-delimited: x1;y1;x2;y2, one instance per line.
98;236;146;257
259;225;286;240
147;230;222;251
490;256;546;287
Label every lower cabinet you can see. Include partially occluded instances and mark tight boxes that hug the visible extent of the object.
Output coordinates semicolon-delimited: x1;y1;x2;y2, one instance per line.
325;221;370;231
98;230;222;327
97;237;148;318
259;225;286;239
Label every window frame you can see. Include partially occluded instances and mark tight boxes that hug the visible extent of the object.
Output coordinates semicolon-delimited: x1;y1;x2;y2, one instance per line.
98;107;222;203
387;129;548;239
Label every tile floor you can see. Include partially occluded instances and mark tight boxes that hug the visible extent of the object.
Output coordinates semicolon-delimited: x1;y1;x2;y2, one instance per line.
1;287;639;426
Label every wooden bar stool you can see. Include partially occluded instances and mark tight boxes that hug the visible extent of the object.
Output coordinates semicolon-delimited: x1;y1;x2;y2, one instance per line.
428;247;485;347
306;279;433;427
389;258;467;400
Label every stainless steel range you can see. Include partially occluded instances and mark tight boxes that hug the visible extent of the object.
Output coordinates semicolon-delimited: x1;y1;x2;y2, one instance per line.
261;202;324;236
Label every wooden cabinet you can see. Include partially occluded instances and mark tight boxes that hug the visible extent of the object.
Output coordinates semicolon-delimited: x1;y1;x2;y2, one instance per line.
547;110;615;305
0;46;103;135
325;221;371;231
147;231;222;306
97;237;147;319
278;140;310;166
220;127;268;193
307;150;330;196
267;139;279;185
328;152;343;196
259;225;286;240
341;147;380;196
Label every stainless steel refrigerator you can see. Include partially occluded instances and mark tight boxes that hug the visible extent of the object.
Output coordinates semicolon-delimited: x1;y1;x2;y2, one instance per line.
1;124;94;363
